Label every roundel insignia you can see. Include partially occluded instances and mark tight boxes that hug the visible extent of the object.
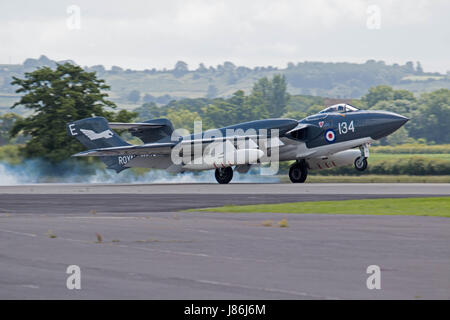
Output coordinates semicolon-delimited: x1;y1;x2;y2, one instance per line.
324;129;336;143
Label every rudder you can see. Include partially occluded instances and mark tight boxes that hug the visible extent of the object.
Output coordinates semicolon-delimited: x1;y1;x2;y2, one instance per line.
67;117;131;172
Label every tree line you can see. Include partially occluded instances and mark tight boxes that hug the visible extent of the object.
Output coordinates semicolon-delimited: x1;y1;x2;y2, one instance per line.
0;62;448;166
133;75;290;132
1;55;448;99
133;83;449;145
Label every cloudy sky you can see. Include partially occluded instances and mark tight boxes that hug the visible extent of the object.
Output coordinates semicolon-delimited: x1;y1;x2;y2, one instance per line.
1;0;449;72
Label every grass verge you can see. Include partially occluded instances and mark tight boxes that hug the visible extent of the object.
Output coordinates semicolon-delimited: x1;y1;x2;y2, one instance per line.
190;197;450;217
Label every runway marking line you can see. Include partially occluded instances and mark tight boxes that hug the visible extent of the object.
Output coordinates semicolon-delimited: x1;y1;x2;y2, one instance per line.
193;279;339;300
0;228;37;238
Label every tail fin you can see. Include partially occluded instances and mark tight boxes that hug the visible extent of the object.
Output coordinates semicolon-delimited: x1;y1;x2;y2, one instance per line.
67;117;129;149
67;117;131;172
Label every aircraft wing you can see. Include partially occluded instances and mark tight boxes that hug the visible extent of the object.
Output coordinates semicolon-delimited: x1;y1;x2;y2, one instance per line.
179;134;284;149
72;142;175;157
73;132;284;158
109;119;174;144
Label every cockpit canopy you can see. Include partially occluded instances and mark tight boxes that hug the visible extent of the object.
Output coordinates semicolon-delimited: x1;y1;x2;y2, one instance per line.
319;104;359;114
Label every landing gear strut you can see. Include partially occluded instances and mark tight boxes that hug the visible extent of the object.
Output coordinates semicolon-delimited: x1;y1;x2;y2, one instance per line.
215;167;233;184
289;160;308;183
355;143;370;171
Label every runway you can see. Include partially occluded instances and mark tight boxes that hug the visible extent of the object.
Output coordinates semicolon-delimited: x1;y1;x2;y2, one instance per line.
0;183;449;299
0;182;448;194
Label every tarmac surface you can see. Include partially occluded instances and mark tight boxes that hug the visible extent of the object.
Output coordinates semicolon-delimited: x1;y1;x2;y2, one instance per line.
0;183;449;299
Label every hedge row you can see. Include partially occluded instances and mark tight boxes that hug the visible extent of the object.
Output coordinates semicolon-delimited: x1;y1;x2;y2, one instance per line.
311;157;450;176
371;144;450;154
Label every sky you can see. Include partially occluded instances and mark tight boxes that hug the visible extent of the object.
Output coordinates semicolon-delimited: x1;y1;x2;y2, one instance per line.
1;0;449;73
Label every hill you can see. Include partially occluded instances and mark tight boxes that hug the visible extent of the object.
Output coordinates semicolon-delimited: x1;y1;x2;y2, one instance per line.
0;55;449;114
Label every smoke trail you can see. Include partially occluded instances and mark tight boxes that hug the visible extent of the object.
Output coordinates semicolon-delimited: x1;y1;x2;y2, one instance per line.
0;163;22;185
0;160;279;185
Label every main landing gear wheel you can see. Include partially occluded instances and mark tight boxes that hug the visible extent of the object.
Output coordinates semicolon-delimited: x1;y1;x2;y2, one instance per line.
215;167;233;184
354;156;368;171
289;161;308;183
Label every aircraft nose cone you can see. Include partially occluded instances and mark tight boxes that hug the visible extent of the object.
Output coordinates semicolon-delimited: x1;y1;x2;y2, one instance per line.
391;113;409;126
388;113;409;132
369;111;409;140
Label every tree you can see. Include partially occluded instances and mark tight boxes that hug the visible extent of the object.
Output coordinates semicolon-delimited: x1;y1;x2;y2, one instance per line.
110;66;123;73
405;61;415;73
285;95;324;114
372;99;415;116
173;61;189;77
0;113;27;145
281;110;307;120
416;61;424;74
408;89;450;144
127;90;141;104
242;90;269;120
270;74;290;117
306;104;325;115
156;94;172;105
202;101;239;129
10;63;136;163
251;75;289;117
196;63;208;73
23;55;56;69
362;85;394;107
223;61;236;71
89;65;106;73
383;127;411;145
134;102;161;121
142;93;155;103
229;90;245;107
252;77;271;102
206;84;218;98
166;108;201;132
393;89;415;101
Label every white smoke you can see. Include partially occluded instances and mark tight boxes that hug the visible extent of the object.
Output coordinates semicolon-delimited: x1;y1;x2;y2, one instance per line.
0;161;279;185
0;163;22;185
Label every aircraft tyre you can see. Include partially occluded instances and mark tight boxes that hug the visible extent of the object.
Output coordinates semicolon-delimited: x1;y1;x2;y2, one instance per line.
354;156;368;171
289;161;308;183
215;167;233;184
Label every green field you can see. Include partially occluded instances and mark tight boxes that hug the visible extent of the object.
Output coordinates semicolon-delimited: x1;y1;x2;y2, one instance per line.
401;75;445;81
191;197;450;217
289;175;450;183
370;153;450;161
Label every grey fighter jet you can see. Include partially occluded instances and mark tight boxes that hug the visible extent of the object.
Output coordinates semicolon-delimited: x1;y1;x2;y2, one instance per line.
67;104;408;184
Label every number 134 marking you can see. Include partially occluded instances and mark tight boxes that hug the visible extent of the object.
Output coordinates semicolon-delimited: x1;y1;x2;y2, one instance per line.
338;121;355;134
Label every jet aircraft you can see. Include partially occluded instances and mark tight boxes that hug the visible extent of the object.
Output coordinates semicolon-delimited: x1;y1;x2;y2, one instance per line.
67;104;408;184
